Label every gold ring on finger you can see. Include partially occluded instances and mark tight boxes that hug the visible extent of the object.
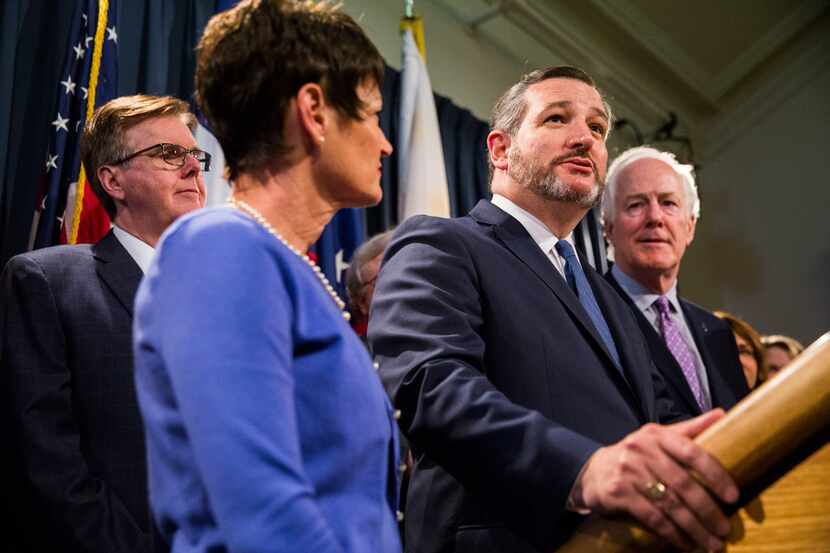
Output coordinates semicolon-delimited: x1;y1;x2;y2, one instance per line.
644;480;668;501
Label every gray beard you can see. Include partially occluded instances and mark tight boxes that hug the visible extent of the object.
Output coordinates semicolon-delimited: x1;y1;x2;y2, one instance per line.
508;146;602;208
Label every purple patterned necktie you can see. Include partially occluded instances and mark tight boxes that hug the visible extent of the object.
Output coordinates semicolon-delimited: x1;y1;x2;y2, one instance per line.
654;296;704;409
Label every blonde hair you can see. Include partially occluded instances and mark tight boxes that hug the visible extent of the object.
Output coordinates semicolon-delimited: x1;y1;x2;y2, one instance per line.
761;334;804;358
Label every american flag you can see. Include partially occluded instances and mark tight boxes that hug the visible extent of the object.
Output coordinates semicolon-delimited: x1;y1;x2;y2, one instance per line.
30;0;118;250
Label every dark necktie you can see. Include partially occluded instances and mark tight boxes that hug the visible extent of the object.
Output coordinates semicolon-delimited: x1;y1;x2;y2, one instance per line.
554;240;621;369
653;296;705;409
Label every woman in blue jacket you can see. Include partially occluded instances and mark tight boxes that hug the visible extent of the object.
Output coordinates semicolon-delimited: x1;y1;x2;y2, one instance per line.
132;2;399;551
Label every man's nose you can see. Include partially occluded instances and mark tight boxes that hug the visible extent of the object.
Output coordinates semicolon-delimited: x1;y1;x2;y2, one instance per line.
180;154;201;177
564;125;595;151
645;199;664;224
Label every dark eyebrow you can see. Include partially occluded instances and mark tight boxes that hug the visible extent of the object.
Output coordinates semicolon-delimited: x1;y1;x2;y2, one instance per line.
590;107;609;122
538;100;609;122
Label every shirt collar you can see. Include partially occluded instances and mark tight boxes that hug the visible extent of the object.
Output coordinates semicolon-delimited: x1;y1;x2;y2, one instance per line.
491;194;575;254
611;264;680;313
111;225;155;274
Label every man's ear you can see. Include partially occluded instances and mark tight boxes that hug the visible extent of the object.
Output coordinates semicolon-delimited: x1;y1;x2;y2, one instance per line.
97;165;126;202
687;215;697;246
295;83;329;147
487;130;511;172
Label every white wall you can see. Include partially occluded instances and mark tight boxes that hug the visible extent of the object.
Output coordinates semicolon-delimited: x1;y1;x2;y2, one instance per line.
341;0;534;121
683;62;830;344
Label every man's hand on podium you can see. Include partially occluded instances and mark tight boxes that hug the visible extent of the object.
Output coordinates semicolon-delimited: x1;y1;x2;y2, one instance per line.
574;409;739;552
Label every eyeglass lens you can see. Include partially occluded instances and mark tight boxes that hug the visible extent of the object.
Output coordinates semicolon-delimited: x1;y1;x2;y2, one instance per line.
162;144;211;171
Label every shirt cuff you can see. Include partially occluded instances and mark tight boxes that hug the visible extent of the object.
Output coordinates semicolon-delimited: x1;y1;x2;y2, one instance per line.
565;453;594;515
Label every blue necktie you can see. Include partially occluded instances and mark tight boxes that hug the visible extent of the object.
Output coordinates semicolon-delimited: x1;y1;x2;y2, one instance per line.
554;240;622;369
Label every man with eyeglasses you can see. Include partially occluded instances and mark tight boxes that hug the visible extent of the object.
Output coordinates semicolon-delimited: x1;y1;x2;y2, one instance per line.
1;94;206;553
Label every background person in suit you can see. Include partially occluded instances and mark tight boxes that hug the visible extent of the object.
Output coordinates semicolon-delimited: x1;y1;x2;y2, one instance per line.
369;66;737;553
601;146;749;414
345;229;394;344
0;94;206;553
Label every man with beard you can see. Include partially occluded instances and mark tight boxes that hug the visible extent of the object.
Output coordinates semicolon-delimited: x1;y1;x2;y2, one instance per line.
369;67;737;553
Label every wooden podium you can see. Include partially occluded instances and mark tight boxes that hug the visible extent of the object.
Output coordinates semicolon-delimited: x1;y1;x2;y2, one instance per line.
556;333;830;552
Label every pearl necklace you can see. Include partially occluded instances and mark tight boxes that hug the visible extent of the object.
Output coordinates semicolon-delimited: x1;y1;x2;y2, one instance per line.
228;197;351;321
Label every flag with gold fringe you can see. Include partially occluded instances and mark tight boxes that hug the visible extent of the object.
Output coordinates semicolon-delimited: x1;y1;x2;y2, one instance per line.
31;0;118;249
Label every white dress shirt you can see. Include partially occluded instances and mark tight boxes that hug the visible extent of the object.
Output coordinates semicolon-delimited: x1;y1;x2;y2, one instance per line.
491;194;581;279
112;225;155;274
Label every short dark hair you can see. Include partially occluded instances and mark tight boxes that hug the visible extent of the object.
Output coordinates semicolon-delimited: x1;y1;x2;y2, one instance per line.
80;95;195;219
489;66;612;181
195;0;385;181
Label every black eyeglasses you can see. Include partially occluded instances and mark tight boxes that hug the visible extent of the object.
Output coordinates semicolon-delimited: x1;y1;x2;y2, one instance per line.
111;143;211;172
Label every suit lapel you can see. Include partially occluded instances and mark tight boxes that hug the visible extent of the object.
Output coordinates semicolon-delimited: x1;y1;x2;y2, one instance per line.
472;201;625;381
607;273;701;414
591;270;654;416
93;230;143;317
681;301;738;408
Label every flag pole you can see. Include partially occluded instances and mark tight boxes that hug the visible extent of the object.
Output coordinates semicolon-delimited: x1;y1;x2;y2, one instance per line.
400;1;425;61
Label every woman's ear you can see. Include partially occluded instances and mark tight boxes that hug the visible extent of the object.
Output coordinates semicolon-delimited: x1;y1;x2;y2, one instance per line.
295;83;329;147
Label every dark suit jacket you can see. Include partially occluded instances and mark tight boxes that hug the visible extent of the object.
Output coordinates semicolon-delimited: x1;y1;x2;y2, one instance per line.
368;200;681;553
1;231;162;553
606;271;749;415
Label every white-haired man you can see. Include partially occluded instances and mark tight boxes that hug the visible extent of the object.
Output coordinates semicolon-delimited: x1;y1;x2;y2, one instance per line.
602;146;749;416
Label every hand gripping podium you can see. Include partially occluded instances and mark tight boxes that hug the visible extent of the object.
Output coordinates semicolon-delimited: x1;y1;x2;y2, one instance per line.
556;332;830;553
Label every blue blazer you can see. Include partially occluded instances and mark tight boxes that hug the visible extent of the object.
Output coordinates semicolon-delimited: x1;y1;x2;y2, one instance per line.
133;208;401;553
605;271;750;415
1;231;161;552
369;200;682;553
